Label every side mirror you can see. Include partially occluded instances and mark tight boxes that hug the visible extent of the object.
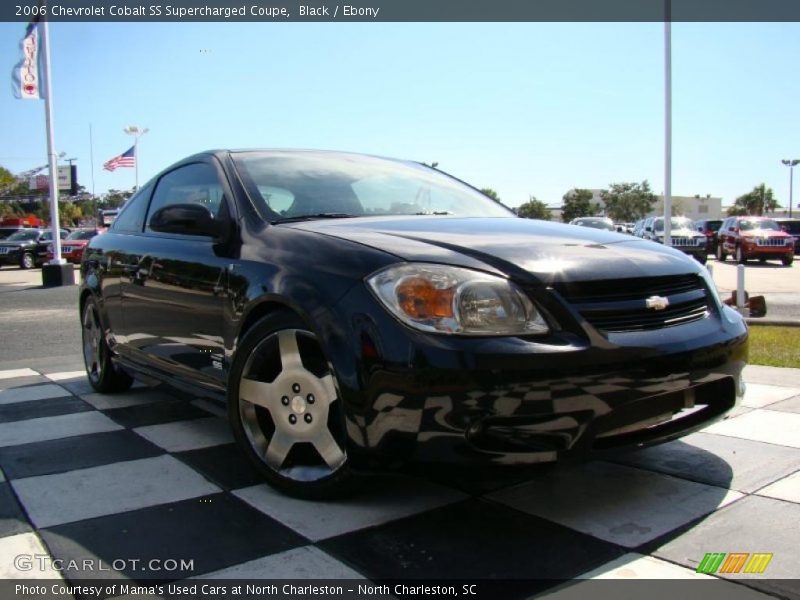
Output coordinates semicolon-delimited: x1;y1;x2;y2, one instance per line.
149;204;223;237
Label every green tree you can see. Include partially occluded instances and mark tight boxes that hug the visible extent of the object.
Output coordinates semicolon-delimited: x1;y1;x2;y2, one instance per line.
102;188;134;208
480;188;501;202
0;165;16;193
728;183;780;216
561;188;596;222
517;196;551;220
601;181;657;222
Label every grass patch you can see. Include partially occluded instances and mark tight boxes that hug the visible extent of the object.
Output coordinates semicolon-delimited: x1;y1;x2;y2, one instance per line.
748;326;800;368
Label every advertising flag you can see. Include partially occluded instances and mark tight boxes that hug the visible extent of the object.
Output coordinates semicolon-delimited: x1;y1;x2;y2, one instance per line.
11;20;46;100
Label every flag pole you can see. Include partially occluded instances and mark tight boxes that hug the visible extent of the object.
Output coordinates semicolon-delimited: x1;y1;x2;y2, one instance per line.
89;123;96;199
40;19;64;265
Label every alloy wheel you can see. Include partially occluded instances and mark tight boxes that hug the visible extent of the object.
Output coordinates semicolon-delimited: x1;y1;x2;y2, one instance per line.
82;303;104;384
238;328;346;482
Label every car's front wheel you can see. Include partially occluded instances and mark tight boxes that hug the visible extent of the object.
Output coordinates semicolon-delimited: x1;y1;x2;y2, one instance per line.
736;245;747;264
716;244;726;262
82;297;134;393
19;252;34;269
228;312;352;499
783;254;794;266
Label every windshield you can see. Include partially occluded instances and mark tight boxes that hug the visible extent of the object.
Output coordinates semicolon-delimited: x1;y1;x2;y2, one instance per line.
66;230;97;241
703;221;722;232
654;217;693;232
6;230;39;241
740;219;780;231
575;219;615;231
232;151;513;222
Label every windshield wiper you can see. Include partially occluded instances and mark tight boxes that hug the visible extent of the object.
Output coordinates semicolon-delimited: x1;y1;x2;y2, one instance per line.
271;213;358;224
414;211;452;216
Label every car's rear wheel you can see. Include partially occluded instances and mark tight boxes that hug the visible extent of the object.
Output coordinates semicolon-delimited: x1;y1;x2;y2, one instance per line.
783;254;794;266
82;297;134;393
716;244;726;262
696;254;707;265
19;252;34;269
735;245;747;264
228;312;352;499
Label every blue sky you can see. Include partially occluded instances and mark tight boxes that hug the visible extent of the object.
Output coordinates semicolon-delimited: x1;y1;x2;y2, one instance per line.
1;21;799;208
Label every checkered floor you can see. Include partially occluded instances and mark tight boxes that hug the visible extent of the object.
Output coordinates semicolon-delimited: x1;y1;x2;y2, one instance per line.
0;362;798;599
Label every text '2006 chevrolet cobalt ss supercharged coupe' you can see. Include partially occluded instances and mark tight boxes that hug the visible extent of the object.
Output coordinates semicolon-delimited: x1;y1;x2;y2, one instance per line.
79;150;747;497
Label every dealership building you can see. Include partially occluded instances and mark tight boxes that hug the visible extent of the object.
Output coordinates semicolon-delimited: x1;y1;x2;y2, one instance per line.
555;189;723;222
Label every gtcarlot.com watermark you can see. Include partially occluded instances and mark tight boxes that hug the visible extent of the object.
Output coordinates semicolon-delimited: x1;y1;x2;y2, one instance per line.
14;553;194;573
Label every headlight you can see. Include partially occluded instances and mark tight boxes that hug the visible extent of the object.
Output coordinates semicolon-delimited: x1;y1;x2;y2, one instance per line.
367;263;549;336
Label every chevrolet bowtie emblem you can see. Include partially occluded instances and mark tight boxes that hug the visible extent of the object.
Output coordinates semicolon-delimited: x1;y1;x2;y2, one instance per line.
646;295;670;311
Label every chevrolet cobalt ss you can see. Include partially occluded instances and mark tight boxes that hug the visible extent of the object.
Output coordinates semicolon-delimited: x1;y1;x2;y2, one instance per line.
80;150;748;497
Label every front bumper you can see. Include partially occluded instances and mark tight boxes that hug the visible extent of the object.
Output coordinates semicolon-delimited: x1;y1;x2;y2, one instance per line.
0;249;21;265
328;285;748;468
741;243;793;259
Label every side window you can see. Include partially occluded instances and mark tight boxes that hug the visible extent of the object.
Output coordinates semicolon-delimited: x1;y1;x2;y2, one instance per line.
146;163;226;232
112;183;154;233
41;231;52;242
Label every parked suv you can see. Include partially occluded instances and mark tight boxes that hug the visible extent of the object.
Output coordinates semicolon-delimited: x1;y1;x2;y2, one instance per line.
693;219;723;255
0;229;68;269
642;216;707;264
773;217;800;255
716;216;794;265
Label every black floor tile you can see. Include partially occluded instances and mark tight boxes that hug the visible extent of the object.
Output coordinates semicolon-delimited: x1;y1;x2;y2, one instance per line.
320;498;623;589
0;430;164;479
102;400;209;428
0;396;93;424
40;493;307;581
174;443;264;490
0;482;31;537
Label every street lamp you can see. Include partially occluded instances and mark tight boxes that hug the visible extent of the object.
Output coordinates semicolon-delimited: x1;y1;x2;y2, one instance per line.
123;125;149;189
782;159;800;219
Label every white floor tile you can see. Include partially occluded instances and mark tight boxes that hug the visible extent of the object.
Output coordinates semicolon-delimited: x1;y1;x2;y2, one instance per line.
488;462;743;548
704;409;800;449
757;471;800;504
0;369;38;380
234;475;466;541
134;418;232;452
0;412;122;448
742;383;800;409
577;553;714;579
12;455;220;528
0;383;70;405
195;546;364;579
0;532;63;579
44;371;87;382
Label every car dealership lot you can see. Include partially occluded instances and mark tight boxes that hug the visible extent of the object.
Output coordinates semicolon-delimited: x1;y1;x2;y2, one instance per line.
0;267;798;598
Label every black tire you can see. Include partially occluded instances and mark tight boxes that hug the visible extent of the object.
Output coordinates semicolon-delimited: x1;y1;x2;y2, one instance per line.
228;310;353;499
783;255;794;267
19;252;34;270
716;244;726;262
81;297;134;393
735;245;747;264
696;254;708;265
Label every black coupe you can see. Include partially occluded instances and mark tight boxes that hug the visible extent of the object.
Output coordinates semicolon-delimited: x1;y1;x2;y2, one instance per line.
80;150;748;497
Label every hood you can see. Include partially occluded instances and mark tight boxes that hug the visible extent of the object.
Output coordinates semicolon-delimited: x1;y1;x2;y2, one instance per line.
284;216;702;284
740;229;791;238
654;228;704;237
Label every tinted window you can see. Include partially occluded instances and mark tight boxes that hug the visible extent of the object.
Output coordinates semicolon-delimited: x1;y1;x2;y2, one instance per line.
66;230;97;241
146;163;226;232
739;219;780;232
233;152;512;221
112;183;153;233
779;221;800;234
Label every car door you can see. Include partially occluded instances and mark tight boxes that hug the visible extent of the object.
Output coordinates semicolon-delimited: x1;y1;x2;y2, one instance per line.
119;160;235;391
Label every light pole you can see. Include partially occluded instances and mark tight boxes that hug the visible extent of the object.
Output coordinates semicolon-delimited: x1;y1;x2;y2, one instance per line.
782;159;799;219
123;125;149;190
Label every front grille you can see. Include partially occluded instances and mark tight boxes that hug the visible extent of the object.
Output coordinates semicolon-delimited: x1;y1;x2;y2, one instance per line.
669;237;699;247
552;274;711;333
755;237;788;247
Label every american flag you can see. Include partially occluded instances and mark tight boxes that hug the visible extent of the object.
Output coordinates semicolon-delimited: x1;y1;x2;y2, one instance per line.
103;146;135;171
